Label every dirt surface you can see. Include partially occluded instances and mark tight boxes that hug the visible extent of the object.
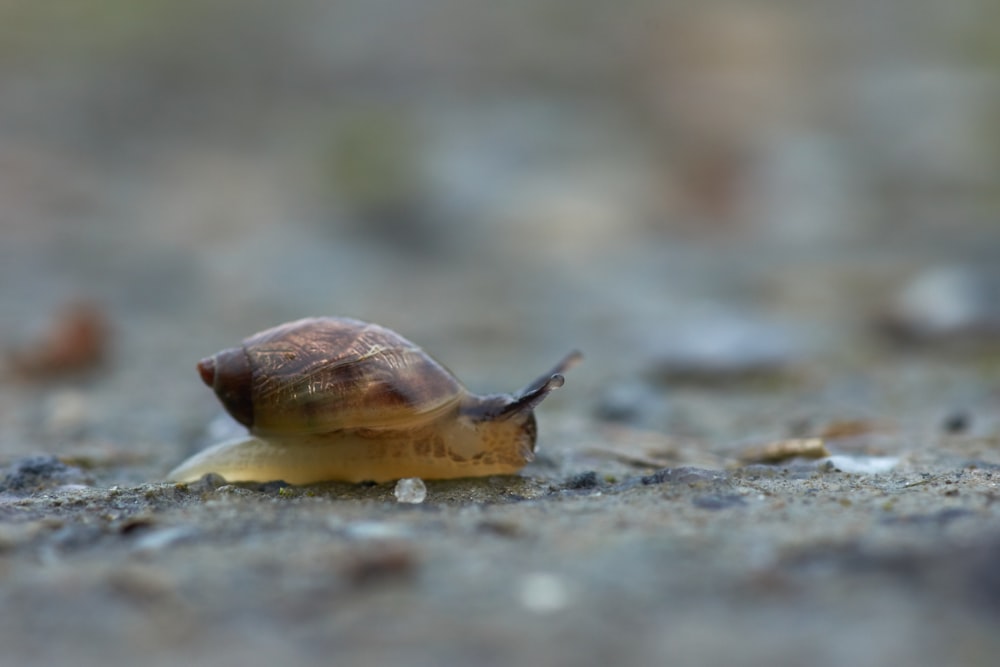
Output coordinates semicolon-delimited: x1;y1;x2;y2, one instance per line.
3;3;1000;666
3;228;1000;667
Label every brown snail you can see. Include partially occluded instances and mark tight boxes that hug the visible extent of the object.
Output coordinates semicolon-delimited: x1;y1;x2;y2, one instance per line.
168;317;580;484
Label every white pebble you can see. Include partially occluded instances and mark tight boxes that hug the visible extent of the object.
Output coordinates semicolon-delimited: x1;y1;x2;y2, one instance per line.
518;572;570;614
131;526;197;554
823;455;900;474
394;477;427;504
43;390;89;435
338;521;412;541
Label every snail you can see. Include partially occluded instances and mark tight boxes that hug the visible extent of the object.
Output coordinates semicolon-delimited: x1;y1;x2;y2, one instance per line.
168;317;580;484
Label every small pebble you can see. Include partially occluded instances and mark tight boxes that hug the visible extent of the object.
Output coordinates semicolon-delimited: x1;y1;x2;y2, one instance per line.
185;473;228;493
693;494;746;510
518;573;570;614
942;411;971;434
476;519;524;538
42;390;89;436
822;455;899;474
883;265;1000;342
394;477;427;504
131;526;198;554
339;521;412;541
0;455;90;494
342;544;418;587
8;300;110;379
564;471;599;490
118;516;157;535
641;466;727;486
0;522;48;552
646;313;807;384
593;381;662;425
107;564;178;601
739;438;830;464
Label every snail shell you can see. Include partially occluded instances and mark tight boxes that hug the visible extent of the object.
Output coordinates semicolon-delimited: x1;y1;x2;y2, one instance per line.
168;317;580;484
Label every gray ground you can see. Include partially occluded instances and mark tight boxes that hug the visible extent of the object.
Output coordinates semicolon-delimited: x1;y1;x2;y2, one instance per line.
3;2;1000;666
3;227;1000;667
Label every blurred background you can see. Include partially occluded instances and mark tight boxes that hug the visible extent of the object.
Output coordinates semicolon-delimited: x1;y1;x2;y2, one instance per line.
1;0;999;476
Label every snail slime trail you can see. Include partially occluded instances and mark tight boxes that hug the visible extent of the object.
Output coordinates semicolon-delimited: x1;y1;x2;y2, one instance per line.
169;317;581;484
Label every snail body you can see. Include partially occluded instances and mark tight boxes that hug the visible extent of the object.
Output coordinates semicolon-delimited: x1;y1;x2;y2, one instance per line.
168;317;579;484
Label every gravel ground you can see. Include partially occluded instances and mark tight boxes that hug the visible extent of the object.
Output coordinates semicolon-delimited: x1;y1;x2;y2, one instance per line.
2;218;1000;667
